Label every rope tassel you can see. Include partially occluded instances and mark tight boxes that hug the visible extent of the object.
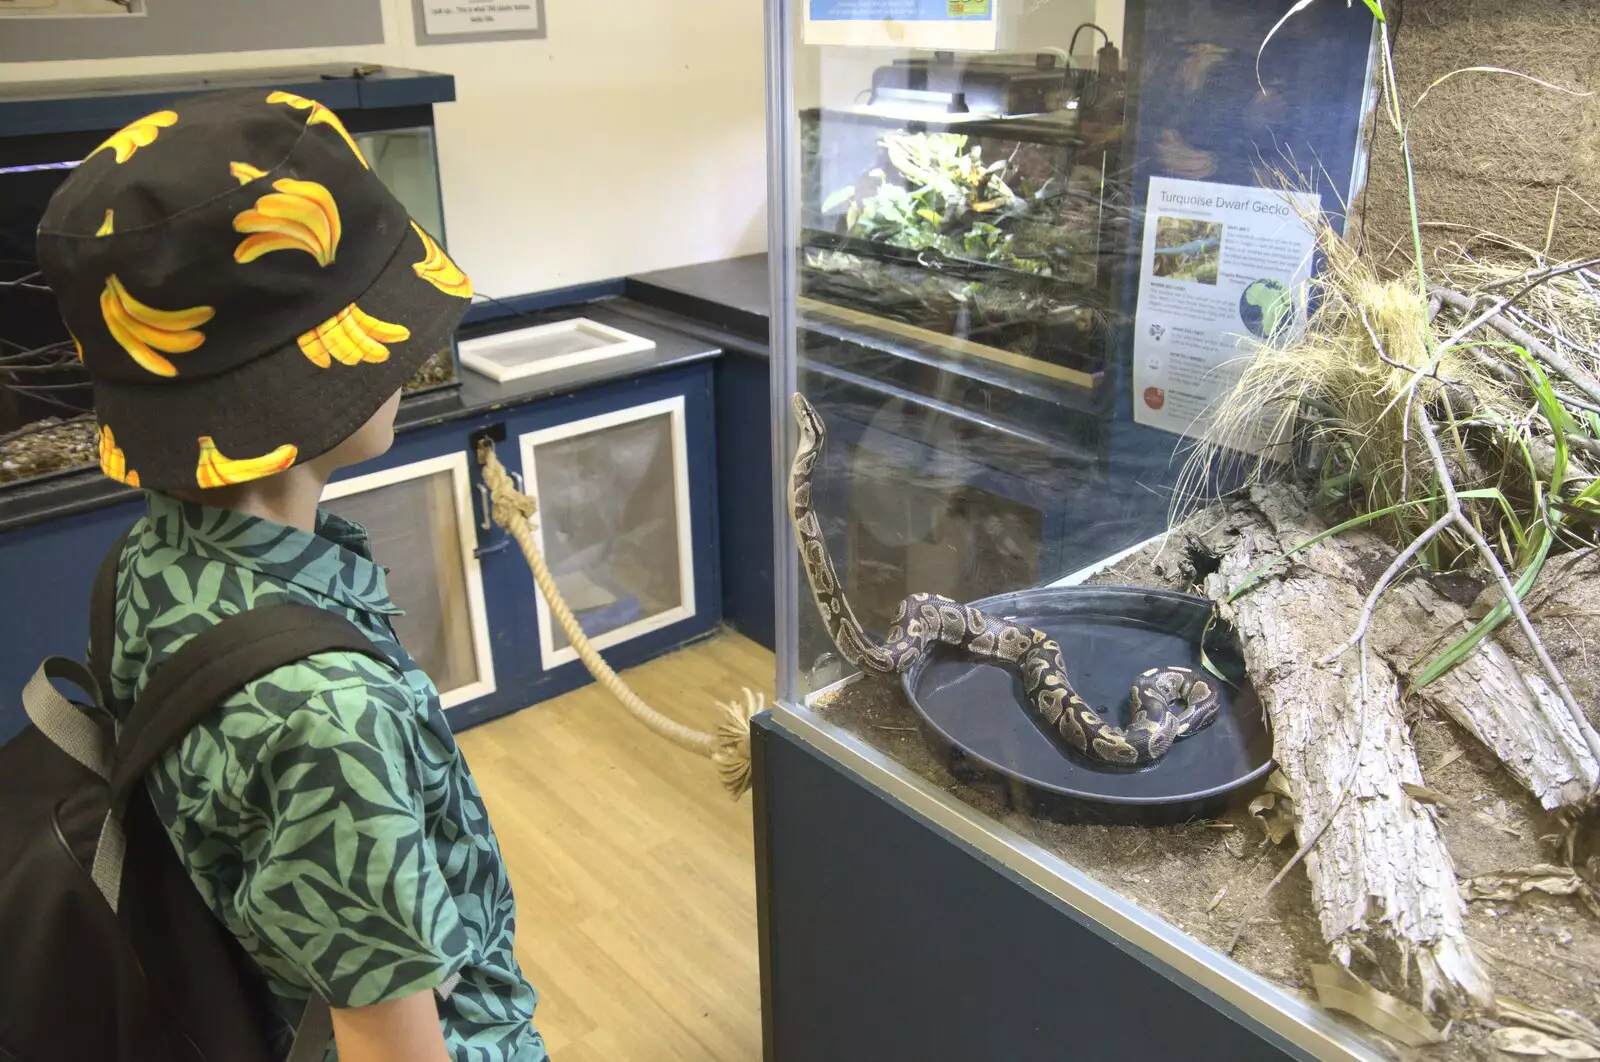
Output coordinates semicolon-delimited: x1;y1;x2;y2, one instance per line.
476;440;757;797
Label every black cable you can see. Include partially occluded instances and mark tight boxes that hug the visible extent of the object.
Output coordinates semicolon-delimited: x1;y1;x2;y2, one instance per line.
470;291;537;320
0;271;50;292
1069;22;1110;56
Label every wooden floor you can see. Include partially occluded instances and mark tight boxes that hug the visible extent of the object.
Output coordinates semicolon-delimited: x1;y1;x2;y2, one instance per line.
456;631;774;1062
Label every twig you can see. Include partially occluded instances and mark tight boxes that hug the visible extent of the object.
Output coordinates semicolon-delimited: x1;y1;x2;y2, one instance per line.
1505;305;1600;366
1484;255;1600;305
1321;513;1453;665
1434;287;1600;410
1414;407;1600;772
1464;934;1579;988
1227;641;1373;955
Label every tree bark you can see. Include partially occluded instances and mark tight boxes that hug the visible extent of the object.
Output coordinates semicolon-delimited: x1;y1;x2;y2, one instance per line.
1371;579;1598;811
1200;486;1494;1013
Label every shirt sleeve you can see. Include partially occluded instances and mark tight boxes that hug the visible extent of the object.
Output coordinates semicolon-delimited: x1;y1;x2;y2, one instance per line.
218;659;473;1009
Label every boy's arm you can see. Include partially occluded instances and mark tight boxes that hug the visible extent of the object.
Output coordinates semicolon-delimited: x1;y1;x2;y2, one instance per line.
331;990;451;1062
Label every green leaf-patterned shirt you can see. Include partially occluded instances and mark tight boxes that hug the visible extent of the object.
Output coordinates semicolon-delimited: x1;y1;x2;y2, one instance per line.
106;492;545;1062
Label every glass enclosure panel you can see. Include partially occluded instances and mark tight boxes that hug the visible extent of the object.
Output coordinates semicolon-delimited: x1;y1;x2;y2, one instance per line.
321;464;486;697
521;403;691;662
354;125;459;396
772;0;1386;1044
356;126;447;243
779;1;1375;701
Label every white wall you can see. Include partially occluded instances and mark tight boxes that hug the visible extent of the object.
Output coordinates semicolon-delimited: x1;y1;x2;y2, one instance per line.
0;0;769;299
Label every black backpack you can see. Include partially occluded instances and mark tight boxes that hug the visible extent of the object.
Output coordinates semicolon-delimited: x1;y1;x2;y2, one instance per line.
0;533;389;1062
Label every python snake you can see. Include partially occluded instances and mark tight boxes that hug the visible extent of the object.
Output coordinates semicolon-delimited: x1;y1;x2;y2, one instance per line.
788;393;1220;766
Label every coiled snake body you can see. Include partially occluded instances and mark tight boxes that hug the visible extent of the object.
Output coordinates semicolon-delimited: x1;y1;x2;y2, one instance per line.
788;393;1220;766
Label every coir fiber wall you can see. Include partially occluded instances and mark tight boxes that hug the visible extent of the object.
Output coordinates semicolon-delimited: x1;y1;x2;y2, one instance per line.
1353;0;1600;266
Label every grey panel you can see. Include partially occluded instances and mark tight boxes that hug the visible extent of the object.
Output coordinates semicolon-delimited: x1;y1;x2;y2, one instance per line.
0;0;384;62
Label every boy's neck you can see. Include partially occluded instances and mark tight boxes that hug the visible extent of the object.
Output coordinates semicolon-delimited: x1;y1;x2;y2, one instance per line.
165;462;332;532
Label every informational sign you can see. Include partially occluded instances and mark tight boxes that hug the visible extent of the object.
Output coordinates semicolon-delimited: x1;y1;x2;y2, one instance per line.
804;0;996;52
1132;175;1321;448
416;0;544;41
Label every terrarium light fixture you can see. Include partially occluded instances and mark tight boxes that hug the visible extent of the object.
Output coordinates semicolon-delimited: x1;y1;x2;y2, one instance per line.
863;86;990;124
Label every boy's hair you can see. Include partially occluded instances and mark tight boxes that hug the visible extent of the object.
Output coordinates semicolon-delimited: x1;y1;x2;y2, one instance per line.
37;88;473;492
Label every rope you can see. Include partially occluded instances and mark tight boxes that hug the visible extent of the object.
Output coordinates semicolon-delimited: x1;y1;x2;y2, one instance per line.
475;440;756;797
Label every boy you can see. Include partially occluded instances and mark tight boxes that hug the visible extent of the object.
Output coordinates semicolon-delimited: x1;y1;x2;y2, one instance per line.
36;89;545;1061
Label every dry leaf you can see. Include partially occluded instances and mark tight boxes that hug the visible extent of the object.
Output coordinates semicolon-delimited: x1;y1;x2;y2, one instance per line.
1490;1028;1600;1059
1249;792;1296;846
1310;965;1444;1047
1495;997;1600;1046
1433;747;1466;772
1402;783;1453;808
1264;770;1293;799
1463;866;1585;903
1207;885;1227;913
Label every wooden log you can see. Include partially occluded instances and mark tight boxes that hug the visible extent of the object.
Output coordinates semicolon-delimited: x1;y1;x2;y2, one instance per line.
1200;486;1494;1013
1370;578;1599;811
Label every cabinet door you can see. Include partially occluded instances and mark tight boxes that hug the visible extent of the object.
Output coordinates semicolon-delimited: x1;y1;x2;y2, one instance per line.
517;395;697;671
319;450;495;709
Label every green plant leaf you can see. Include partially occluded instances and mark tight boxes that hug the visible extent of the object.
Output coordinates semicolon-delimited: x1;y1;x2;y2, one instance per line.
821;186;856;213
1198;609;1234;689
1414;531;1551;687
1412;66;1592;117
1358;0;1386;23
1256;0;1320;93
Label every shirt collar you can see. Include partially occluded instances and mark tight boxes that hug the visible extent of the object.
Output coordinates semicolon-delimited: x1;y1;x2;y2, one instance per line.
143;492;404;617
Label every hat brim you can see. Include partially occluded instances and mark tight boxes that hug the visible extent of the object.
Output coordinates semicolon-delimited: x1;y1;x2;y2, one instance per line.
92;221;471;492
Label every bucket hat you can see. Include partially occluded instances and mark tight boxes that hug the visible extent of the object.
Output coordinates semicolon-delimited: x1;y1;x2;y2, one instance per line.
36;87;473;491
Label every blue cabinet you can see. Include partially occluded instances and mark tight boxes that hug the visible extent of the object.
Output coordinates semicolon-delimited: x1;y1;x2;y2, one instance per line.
0;361;722;740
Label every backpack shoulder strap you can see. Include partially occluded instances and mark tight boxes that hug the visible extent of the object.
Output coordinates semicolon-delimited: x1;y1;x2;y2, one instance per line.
89;528;134;704
109;603;390;808
106;603;382;1062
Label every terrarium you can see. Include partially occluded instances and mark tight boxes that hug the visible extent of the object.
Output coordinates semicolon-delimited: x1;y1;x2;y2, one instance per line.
767;2;1600;1060
0;70;461;488
799;48;1129;384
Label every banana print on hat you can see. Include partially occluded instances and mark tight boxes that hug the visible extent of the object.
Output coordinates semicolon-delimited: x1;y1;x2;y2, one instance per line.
87;110;178;165
298;304;411;368
233;178;342;266
96;211;115;237
196;436;299;488
411;222;473;299
230;161;268;185
98;424;140;487
266;91;370;168
100;275;215;378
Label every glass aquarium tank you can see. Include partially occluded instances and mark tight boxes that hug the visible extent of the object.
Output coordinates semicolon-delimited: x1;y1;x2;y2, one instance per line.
757;2;1594;1060
0;70;460;488
799;49;1127;384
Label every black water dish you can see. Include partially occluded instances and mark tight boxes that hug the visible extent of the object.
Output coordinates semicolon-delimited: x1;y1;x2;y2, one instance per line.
900;584;1274;826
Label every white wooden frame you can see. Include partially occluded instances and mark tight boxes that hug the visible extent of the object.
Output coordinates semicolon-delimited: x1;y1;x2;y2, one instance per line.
319;450;497;710
518;396;697;672
458;317;656;384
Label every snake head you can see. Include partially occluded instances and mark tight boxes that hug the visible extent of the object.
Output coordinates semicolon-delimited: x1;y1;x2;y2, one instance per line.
791;392;823;441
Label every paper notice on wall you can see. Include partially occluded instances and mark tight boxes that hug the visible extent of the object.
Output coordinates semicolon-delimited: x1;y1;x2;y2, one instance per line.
804;0;996;51
421;1;542;35
1132;176;1321;449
